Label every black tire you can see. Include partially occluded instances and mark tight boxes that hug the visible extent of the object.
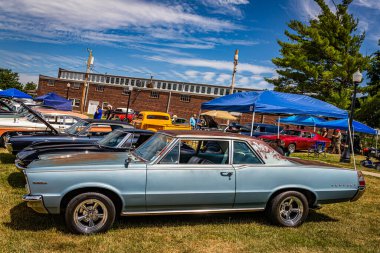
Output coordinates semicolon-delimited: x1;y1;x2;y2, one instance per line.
287;143;296;154
267;191;309;227
65;192;116;234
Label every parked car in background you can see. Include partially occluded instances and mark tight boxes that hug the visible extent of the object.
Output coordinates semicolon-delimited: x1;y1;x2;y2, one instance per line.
23;130;365;234
113;108;135;122
227;123;283;137
5;119;133;154
132;111;191;131
260;129;331;153
15;129;153;170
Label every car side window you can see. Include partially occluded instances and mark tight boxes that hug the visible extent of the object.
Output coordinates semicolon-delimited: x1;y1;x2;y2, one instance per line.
233;141;262;164
159;139;229;165
159;142;179;164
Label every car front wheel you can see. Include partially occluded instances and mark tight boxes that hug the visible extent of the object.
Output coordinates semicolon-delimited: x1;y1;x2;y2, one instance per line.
268;191;309;227
287;144;296;153
65;192;116;234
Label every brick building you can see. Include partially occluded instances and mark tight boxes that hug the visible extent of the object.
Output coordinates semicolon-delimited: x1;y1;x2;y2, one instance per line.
37;68;278;124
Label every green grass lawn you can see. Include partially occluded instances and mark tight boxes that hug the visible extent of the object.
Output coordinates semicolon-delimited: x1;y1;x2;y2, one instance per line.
0;149;379;253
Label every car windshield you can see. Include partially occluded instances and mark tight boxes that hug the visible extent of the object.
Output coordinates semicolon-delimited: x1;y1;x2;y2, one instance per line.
133;133;173;162
98;130;129;148
64;120;89;135
280;130;301;136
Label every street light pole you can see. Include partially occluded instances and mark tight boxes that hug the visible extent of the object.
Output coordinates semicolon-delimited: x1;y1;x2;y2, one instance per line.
66;83;70;99
125;86;133;122
340;70;362;163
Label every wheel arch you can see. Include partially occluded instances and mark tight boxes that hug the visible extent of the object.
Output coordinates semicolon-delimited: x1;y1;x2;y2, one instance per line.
266;186;318;209
60;186;124;215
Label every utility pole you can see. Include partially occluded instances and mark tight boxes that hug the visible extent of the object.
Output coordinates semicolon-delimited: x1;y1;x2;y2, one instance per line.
80;49;94;114
230;49;239;94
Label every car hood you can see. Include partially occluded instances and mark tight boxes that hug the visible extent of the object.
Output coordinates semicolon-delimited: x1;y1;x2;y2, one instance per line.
27;152;129;171
260;135;296;140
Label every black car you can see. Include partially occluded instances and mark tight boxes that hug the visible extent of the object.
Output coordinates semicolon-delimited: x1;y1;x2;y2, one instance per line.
5;118;133;154
227;123;282;137
15;129;153;170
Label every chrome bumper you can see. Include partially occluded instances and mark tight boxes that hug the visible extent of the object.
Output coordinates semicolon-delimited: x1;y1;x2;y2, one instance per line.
22;195;48;214
15;159;27;171
351;187;365;202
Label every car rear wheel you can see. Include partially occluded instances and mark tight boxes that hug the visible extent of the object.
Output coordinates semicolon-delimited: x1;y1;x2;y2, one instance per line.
65;192;116;234
267;191;309;227
287;143;296;153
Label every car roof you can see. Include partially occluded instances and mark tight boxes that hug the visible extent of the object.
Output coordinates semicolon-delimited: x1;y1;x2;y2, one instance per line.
158;130;257;141
115;129;153;134
34;108;89;119
82;119;132;125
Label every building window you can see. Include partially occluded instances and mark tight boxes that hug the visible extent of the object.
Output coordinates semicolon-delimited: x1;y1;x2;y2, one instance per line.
195;86;200;93
106;76;110;83
131;79;135;86
150;91;160;99
91;75;96;82
96;85;104;92
207;87;211;94
100;76;104;83
183;85;188;92
162;82;167;89
115;78;120;84
70;98;80;107
47;80;55;86
167;83;172;90
72;83;80;89
110;77;115;84
120;78;125;85
214;88;218;95
156;82;161;89
226;89;230;95
190;86;194;92
136;80;143;87
180;95;191;103
201;86;206;93
178;84;183;91
125;79;129;85
219;88;224;95
173;83;177;90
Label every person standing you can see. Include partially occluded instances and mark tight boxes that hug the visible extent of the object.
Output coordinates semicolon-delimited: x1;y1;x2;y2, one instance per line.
190;114;196;129
331;129;342;154
321;127;328;138
105;104;113;120
93;105;103;119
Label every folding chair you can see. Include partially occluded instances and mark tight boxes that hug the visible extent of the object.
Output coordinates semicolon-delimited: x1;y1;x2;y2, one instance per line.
308;141;327;158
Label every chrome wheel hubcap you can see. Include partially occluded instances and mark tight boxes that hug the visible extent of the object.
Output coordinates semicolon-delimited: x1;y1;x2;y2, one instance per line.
74;199;108;232
279;196;303;225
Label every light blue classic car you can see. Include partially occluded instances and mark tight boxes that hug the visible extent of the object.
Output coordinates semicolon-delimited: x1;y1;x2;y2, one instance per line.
22;130;365;234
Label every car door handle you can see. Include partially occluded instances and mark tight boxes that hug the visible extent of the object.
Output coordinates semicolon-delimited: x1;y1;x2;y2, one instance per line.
220;172;233;180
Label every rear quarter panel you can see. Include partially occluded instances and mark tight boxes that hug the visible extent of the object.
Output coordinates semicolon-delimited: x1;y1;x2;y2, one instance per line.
234;164;358;208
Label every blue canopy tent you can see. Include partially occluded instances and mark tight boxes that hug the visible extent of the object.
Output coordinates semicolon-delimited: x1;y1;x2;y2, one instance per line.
0;88;32;99
35;92;72;111
315;119;377;135
201;90;348;136
277;115;327;132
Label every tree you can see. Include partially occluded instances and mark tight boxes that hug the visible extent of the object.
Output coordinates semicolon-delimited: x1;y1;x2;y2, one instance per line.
24;81;37;91
0;68;23;90
267;0;368;109
356;40;380;128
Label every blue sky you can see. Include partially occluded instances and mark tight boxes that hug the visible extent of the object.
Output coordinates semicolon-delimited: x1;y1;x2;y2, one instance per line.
0;0;379;90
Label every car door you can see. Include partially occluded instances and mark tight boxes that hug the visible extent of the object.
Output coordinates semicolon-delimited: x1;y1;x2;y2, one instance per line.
232;141;269;209
146;139;235;211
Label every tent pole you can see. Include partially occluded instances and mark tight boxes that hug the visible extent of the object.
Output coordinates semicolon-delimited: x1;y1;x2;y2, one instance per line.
250;112;255;136
348;121;357;170
376;130;378;157
277;116;281;139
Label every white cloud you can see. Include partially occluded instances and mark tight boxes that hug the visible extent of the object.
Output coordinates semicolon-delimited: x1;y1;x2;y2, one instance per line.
199;0;249;17
354;0;380;9
0;0;239;47
146;55;274;75
290;0;336;21
216;73;232;84
203;72;216;81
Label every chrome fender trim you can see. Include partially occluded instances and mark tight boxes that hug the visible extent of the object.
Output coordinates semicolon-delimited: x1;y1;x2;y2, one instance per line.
121;207;265;216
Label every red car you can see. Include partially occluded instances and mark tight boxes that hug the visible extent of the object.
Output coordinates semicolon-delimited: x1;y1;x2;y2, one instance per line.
260;129;331;153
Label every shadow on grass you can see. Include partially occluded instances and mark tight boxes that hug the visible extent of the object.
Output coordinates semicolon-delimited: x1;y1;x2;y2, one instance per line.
4;203;67;232
5;205;338;233
7;172;25;188
0;152;15;164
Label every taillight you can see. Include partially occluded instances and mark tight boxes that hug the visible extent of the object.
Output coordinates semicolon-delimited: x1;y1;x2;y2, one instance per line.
357;171;366;188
